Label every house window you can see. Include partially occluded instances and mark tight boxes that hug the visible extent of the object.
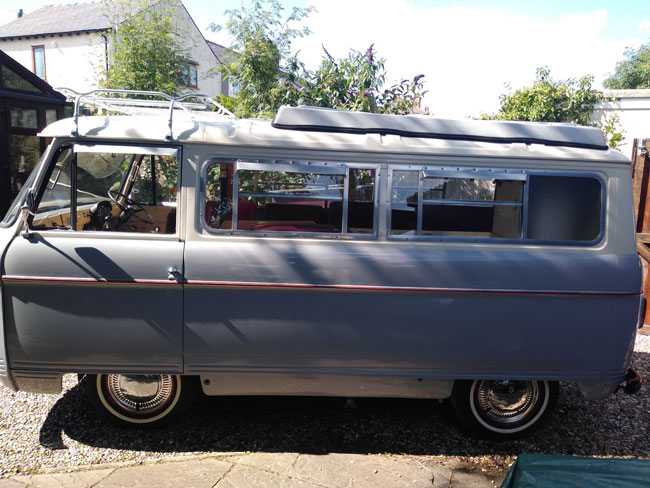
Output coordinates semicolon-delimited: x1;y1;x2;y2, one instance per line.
32;46;46;80
188;63;198;88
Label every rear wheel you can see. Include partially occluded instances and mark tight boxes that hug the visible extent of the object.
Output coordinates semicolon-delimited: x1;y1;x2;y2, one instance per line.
85;374;198;427
451;379;558;439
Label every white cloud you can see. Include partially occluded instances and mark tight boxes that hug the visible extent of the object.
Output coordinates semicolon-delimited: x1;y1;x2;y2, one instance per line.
291;1;643;118
638;19;650;33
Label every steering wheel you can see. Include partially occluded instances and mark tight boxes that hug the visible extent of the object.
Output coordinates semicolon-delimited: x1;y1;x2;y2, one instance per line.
108;189;155;225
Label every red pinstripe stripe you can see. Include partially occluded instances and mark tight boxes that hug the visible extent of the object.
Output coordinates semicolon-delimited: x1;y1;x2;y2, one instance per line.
1;275;640;296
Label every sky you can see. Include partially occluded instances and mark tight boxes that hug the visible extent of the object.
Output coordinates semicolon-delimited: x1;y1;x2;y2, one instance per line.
1;0;650;117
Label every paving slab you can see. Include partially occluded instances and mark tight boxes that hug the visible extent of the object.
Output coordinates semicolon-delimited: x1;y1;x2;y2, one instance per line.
216;464;321;488
0;480;27;488
224;452;300;476
9;469;114;488
94;458;232;488
290;453;452;488
450;468;498;487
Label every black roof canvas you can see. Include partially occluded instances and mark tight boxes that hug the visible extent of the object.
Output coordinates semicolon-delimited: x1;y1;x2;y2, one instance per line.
272;106;609;150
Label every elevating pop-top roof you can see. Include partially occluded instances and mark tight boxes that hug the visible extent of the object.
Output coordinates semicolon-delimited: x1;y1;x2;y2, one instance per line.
272;106;609;151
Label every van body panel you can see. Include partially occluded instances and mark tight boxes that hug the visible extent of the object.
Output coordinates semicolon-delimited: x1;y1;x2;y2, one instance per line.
3;234;183;373
183;239;641;383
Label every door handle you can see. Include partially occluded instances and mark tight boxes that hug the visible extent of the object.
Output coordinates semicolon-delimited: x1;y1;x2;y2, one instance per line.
168;267;180;281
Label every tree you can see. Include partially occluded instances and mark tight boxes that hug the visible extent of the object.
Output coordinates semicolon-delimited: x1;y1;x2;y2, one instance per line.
488;67;601;125
211;0;427;118
210;0;313;117
306;45;427;115
101;0;192;96
604;43;650;89
486;67;623;149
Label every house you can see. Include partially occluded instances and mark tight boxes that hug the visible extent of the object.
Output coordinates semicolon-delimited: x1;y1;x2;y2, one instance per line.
0;0;231;98
0;49;67;214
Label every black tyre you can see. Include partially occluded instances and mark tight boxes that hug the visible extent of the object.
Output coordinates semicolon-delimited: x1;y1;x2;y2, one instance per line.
85;374;199;427
450;379;558;439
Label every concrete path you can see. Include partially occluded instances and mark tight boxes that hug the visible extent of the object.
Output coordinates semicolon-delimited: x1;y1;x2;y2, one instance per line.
0;453;503;487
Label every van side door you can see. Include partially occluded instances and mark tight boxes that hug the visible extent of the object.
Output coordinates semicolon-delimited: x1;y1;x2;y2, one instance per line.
2;143;184;375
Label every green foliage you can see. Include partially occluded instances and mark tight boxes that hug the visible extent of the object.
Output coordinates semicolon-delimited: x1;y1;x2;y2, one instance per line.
488;67;601;125
597;113;625;150
210;0;313;117
604;43;650;89
306;45;427;115
101;0;191;96
486;67;624;150
211;1;427;118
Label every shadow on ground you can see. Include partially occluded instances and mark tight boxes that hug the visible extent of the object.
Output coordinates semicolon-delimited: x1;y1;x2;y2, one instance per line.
39;353;650;458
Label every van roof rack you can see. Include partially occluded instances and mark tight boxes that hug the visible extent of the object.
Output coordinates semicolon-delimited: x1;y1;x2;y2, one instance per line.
57;88;235;141
272;106;609;151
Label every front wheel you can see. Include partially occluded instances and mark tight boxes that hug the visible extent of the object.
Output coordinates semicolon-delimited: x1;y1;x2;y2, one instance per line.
85;374;198;427
450;379;558;439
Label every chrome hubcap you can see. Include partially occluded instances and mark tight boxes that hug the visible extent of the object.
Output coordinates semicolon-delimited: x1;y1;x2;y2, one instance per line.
476;380;539;424
106;374;174;414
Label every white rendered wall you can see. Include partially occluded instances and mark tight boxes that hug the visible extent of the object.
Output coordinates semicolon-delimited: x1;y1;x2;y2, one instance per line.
593;90;650;162
0;34;107;93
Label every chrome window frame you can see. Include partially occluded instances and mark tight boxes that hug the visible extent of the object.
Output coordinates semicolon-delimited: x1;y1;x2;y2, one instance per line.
27;140;182;236
387;165;606;246
199;158;381;240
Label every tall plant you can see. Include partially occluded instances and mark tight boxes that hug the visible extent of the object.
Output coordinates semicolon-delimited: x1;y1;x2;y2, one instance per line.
101;0;192;96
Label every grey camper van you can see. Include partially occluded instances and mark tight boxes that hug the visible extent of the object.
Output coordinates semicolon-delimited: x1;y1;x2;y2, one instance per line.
0;91;643;438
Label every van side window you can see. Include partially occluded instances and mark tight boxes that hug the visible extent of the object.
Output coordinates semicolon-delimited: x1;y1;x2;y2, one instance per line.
32;145;179;234
205;162;234;228
32;147;74;229
527;175;601;242
390;170;523;239
204;161;377;236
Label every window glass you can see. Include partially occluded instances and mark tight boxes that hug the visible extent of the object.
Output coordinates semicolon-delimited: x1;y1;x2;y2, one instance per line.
189;64;198;87
390;169;523;239
348;168;376;234
8;134;40;201
527;175;601;242
33;46;45;79
390;170;418;235
33;148;73;229
205;163;233;229
32;148;178;234
422;176;522;238
236;167;343;232
45;109;58;126
1;65;41;92
10;107;38;129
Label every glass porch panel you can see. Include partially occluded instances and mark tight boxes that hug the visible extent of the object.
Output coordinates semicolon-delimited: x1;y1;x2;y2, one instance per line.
8;134;39;200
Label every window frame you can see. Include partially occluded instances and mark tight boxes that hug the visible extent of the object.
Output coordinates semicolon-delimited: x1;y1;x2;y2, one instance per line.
200;158;381;240
31;45;46;80
387;165;606;246
188;62;198;89
29;141;182;236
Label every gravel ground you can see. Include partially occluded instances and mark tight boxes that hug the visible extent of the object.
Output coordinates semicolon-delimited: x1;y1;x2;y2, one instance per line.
1;334;650;479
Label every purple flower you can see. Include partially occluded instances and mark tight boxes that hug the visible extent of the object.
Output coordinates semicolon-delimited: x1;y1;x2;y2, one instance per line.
365;43;375;65
413;74;425;84
364;90;372;96
348;89;354;98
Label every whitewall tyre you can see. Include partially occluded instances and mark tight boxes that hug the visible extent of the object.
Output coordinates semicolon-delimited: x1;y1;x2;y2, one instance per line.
450;379;558;439
85;374;198;427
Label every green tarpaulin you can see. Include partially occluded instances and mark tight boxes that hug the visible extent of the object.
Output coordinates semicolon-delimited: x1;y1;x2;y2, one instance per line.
501;454;650;488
